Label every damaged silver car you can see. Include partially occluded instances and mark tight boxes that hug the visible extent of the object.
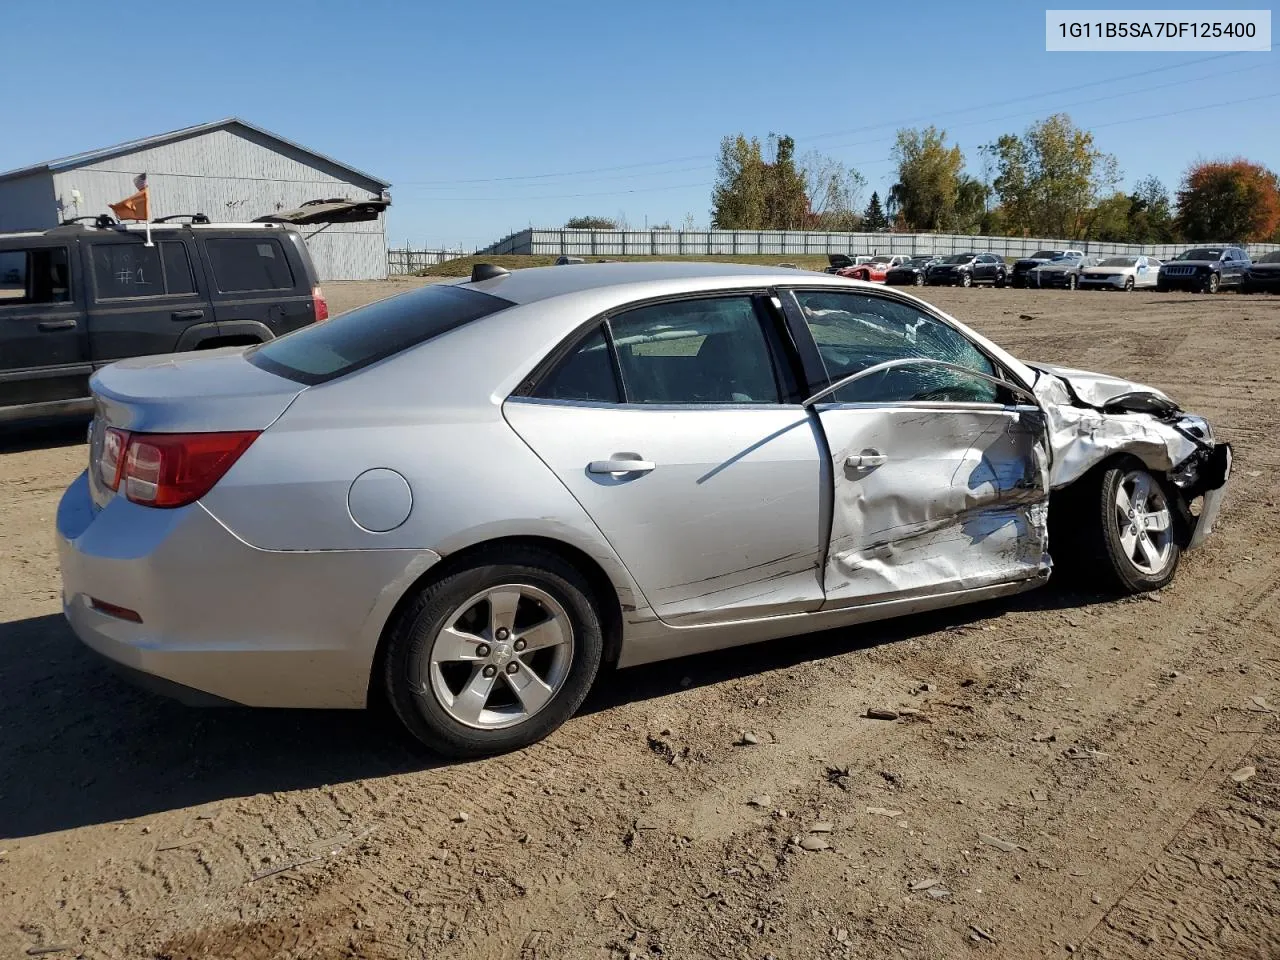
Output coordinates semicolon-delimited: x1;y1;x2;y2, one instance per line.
56;263;1231;757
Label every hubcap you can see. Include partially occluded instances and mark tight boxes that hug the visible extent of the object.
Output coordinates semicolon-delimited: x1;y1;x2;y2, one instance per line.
1115;470;1174;576
423;584;574;730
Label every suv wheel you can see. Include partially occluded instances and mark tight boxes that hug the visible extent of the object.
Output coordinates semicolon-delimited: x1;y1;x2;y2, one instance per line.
1067;274;1078;291
1203;272;1221;294
960;273;972;288
381;547;604;757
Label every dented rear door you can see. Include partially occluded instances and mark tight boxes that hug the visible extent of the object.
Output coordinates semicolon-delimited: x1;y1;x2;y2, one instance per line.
781;288;1051;608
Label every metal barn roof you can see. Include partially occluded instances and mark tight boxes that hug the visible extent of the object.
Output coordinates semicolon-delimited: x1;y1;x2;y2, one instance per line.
0;118;390;191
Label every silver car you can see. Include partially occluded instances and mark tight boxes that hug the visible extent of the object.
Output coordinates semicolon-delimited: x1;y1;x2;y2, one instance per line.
56;263;1232;757
1078;255;1162;291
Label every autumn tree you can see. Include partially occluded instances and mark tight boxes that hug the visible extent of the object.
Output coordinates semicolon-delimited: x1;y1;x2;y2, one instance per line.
862;192;888;231
564;215;618;229
889;126;965;231
986;114;1118;238
1176;158;1280;242
800;150;866;231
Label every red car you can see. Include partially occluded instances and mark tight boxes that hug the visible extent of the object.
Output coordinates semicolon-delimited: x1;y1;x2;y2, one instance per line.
836;254;909;282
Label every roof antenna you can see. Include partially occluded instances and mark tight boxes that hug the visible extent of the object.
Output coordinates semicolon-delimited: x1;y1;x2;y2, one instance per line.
470;263;510;283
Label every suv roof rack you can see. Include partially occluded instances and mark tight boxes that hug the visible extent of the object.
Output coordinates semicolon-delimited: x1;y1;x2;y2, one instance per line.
58;214;119;228
152;213;211;224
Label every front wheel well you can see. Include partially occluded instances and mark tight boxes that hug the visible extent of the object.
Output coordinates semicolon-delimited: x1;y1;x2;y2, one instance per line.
366;535;625;707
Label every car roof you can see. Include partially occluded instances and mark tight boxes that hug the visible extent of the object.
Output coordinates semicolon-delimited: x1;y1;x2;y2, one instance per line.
463;260;835;305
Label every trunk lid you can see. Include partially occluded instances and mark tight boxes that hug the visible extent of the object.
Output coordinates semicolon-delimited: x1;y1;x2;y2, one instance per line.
87;348;305;508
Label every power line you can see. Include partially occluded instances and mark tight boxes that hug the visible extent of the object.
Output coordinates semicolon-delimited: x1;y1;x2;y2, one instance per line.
397;52;1241;186
408;92;1280;203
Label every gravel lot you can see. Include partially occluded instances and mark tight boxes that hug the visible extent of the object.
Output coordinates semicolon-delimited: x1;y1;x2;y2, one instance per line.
1;281;1277;960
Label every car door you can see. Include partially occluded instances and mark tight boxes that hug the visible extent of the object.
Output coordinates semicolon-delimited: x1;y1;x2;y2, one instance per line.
781;287;1050;608
979;254;999;282
1228;248;1249;286
84;234;212;364
504;292;826;625
0;241;90;413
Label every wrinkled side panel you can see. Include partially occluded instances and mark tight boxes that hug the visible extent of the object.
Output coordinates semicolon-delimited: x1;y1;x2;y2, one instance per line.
815;405;1051;606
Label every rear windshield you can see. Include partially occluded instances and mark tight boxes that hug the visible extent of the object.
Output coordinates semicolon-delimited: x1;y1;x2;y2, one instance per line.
248;283;514;385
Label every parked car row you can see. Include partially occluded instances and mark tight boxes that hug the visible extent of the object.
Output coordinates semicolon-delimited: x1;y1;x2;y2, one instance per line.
824;247;1280;294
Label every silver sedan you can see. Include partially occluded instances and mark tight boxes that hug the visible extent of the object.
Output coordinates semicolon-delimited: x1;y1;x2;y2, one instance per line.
56;263;1232;756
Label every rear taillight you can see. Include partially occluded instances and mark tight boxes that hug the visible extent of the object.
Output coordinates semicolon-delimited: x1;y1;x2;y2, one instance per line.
103;430;259;508
100;426;128;490
313;285;329;322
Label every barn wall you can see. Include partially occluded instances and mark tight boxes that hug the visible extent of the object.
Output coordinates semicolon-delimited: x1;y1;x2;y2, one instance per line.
49;127;387;280
0;172;58;232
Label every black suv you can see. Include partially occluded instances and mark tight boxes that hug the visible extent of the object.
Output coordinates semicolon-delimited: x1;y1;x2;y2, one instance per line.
1156;246;1251;293
0;220;325;423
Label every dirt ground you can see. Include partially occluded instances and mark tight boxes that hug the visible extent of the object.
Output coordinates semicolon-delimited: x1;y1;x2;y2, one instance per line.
2;280;1278;960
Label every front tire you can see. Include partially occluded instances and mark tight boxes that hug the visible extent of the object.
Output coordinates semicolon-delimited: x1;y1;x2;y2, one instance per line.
961;273;972;288
1124;276;1135;292
381;547;604;757
1051;463;1181;594
994;271;1006;288
1067;274;1078;291
1203;272;1221;294
915;273;925;286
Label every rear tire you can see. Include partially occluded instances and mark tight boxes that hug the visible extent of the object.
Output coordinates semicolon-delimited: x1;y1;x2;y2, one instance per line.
1050;462;1181;594
381;547;604;758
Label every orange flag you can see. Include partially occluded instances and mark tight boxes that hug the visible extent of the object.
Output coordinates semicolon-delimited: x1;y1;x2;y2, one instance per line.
109;185;150;221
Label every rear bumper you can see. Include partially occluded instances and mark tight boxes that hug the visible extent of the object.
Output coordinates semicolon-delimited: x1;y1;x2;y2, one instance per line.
56;471;440;709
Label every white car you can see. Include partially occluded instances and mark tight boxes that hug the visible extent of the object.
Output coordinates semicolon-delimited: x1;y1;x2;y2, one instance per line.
1079;255;1163;291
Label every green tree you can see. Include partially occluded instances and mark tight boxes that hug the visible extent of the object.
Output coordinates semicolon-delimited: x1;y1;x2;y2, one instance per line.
889;126;966;231
764;134;809;230
711;134;768;229
712;133;815;230
861;191;889;231
953;176;991;234
986;114;1119;238
564;215;618;229
1083;192;1134;241
1125;175;1176;243
1176;158;1280;242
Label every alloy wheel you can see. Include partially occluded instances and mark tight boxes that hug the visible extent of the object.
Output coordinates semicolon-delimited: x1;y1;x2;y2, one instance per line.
425;584;575;730
1115;470;1174;576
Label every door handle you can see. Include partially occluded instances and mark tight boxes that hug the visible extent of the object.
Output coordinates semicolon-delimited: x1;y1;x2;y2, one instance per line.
845;450;887;470
171;309;204;322
37;318;77;331
588;457;656;475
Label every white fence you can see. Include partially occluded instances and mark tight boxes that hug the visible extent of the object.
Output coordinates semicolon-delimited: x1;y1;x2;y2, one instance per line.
478;228;1280;261
386;246;471;275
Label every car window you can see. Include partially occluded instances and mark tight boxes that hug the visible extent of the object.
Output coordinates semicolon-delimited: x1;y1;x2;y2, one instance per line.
0;246;71;305
159;241;196;295
607;296;782;405
92;242;165;299
248;283;513;385
530;325;620;403
204;237;295;293
793;290;999;404
91;241;196;299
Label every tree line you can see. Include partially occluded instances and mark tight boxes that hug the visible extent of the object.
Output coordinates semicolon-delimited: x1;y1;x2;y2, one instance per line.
698;114;1280;244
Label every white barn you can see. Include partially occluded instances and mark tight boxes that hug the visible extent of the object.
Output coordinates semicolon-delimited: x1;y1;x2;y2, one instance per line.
0;118;391;281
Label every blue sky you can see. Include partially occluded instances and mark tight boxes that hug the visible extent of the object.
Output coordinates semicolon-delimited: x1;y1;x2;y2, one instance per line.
2;1;1276;248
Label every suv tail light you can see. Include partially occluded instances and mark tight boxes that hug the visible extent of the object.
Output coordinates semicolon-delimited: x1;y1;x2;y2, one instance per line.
313;285;329;322
102;430;259;508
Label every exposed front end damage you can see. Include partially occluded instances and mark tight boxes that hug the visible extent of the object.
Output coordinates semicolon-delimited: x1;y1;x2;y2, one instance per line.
1031;363;1232;549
